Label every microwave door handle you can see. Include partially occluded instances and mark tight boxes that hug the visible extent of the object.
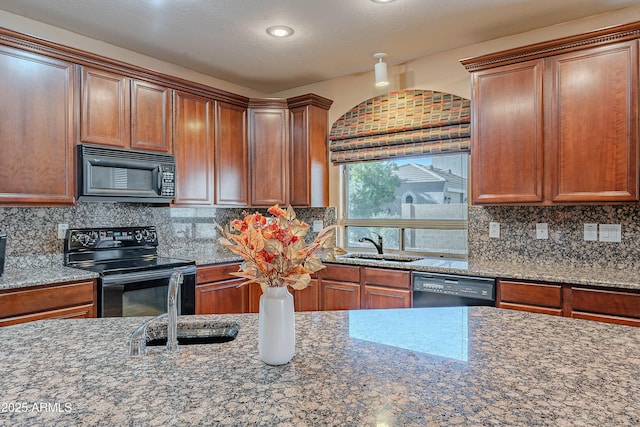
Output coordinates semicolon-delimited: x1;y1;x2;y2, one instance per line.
157;166;163;194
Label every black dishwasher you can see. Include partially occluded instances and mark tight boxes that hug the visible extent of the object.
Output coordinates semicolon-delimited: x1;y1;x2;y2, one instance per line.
412;272;495;307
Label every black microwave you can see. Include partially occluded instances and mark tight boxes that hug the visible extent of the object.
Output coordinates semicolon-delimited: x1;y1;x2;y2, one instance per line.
78;144;176;203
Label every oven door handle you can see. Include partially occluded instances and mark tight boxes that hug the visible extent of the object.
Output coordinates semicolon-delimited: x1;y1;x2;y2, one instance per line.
101;265;196;286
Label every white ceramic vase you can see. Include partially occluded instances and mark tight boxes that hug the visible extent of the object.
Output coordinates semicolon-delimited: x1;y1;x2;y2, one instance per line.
258;285;295;365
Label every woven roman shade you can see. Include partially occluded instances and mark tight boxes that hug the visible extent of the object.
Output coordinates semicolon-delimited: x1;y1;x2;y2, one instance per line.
329;90;470;163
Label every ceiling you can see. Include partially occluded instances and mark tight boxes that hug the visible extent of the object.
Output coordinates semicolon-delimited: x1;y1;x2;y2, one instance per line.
0;0;637;93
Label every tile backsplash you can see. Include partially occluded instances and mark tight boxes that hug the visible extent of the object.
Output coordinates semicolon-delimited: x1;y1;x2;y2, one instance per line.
469;205;640;269
0;203;335;272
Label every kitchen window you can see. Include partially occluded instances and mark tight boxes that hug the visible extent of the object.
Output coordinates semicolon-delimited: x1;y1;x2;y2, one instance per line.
343;153;468;257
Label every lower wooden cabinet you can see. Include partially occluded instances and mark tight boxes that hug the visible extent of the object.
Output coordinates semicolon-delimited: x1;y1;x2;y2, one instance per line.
497;279;640;326
571;287;640;327
0;280;97;326
320;280;361;311
196;263;248;314
497;280;564;316
362;267;411;309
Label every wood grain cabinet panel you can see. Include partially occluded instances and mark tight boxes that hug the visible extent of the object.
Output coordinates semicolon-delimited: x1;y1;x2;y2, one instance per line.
320;280;361;311
0;280;97;326
363;286;411;310
471;59;544;204
173;90;215;205
131;79;172;153
81;67;131;148
546;41;638;203
0;45;75;205
464;33;639;205
363;267;411;290
215;101;248;206
322;264;361;283
248;101;289;206
571;287;640;326
196;263;248;314
497;280;563;316
287;95;332;207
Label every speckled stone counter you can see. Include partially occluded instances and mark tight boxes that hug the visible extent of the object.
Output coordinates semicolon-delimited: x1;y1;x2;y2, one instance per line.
1;308;639;426
0;265;98;291
329;255;640;291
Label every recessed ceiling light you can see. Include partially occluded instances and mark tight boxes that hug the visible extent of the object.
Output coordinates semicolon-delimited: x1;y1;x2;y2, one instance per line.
370;0;396;3
266;25;294;38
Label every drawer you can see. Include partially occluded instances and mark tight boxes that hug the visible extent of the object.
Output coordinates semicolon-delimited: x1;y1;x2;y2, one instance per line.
499;280;562;308
572;287;640;319
363;267;410;290
322;263;360;283
0;280;95;319
197;262;242;284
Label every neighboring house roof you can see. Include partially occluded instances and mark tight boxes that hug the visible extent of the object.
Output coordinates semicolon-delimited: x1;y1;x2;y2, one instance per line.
394;163;465;191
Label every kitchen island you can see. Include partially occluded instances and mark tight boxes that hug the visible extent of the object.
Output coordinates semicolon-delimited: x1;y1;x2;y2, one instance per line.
1;307;639;426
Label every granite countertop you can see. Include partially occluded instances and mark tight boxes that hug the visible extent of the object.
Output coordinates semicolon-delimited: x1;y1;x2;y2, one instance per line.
1;308;638;426
0;265;98;292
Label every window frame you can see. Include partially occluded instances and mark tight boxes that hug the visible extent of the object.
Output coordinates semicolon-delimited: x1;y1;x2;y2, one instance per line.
339;155;469;259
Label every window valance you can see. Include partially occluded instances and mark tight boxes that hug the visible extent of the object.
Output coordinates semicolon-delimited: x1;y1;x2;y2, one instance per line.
328;90;470;163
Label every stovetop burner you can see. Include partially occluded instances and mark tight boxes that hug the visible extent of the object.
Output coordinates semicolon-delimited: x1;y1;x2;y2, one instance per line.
63;226;195;275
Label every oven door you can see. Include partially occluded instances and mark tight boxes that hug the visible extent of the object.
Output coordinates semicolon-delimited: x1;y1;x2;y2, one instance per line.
100;266;196;317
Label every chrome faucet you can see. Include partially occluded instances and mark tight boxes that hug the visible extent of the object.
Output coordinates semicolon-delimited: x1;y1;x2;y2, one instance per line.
128;269;183;356
166;269;182;353
359;233;383;254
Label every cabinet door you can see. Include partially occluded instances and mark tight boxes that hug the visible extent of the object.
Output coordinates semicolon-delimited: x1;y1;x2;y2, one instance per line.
0;46;75;205
249;107;289;206
131;80;172;153
547;41;638;203
81;67;130;148
294;279;319;312
215;101;248;205
0;280;96;325
363;286;411;309
471;59;544;204
196;279;248;314
173;91;214;205
497;279;563;316
320;280;360;310
571;287;640;327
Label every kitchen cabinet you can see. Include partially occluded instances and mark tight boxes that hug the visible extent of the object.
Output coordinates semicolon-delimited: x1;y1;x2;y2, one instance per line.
570;287;640;327
196;263;248;314
248;99;290;206
0;280;96;326
287;95;333;207
248;277;320;313
80;67;173;153
0;45;75;206
497;278;640;326
362;267;411;309
319;264;361;310
214;101;249;206
497;279;565;316
173;90;215;205
463;31;639;205
470;59;544;204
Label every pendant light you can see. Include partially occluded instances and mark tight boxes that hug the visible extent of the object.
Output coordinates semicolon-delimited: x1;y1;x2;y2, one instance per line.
373;53;389;86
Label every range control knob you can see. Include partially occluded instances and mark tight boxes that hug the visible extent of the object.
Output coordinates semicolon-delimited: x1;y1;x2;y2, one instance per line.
134;230;143;241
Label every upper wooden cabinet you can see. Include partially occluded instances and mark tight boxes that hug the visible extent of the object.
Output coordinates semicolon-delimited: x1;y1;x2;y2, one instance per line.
173;90;215;206
80;67;172;153
546;42;638;203
248;99;290;207
0;45;75;206
471;59;544;204
462;25;640;205
288;95;333;207
215;101;248;206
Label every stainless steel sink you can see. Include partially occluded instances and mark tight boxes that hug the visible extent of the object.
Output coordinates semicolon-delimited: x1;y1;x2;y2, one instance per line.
343;253;423;263
146;319;239;346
